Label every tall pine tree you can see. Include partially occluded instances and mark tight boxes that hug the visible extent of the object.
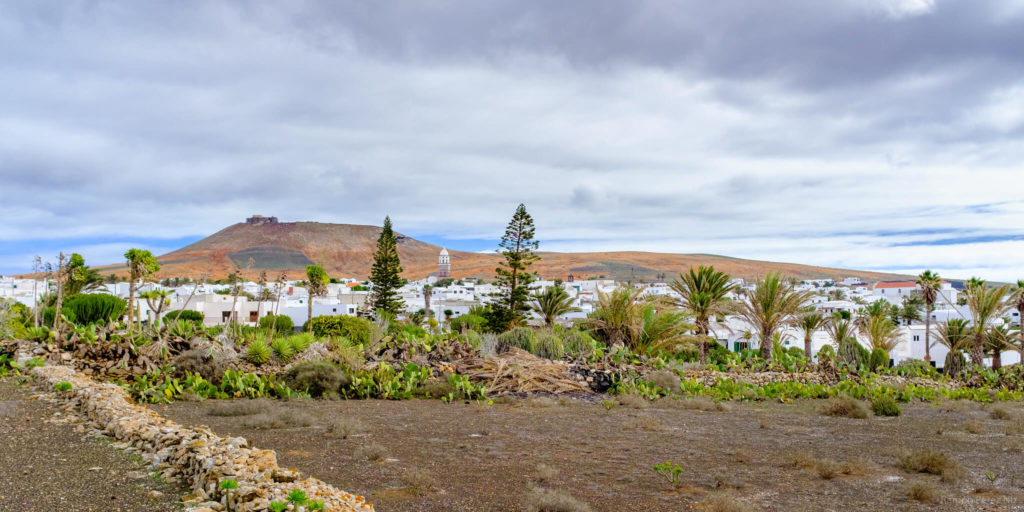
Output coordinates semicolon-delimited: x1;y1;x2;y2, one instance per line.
369;216;405;316
487;204;540;331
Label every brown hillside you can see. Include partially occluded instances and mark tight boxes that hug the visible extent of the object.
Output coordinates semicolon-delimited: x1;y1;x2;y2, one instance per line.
93;221;908;283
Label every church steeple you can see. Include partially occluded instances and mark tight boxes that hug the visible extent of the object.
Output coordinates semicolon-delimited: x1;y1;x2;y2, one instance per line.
438;248;451;278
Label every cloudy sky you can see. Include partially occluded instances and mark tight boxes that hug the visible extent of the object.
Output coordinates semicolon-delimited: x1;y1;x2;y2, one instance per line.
2;0;1023;280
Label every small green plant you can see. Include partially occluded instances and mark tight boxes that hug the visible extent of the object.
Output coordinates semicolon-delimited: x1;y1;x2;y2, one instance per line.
269;502;288;512
287;488;308;505
871;395;901;417
652;462;684;486
985;471;1000;484
219;479;238;512
53;381;72;393
245;339;271;365
601;399;617;410
308;501;326;511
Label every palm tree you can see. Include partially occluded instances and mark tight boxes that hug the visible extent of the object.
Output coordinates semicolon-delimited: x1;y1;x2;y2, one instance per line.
984;324;1015;369
736;273;812;361
583;286;644;348
531;284;578;327
669;265;737;363
963;283;1013;364
423;285;433;317
936;318;971;374
304;265;328;332
862;314;900;354
795;311;826;358
1012;280;1024;331
916;270;942;362
124;249;160;331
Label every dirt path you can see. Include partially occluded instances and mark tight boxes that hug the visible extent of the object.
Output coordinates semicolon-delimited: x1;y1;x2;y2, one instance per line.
152;396;1024;512
0;378;187;512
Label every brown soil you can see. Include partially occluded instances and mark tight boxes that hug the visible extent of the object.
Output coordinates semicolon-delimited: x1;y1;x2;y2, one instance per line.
74;221;909;282
0;378;187;512
151;397;1024;512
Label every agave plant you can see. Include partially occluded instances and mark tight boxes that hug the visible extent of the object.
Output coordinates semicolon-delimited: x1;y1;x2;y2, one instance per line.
246;339;271;365
270;337;294;362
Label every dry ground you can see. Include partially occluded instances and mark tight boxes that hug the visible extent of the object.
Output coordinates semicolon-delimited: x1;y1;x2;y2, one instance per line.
151;396;1024;512
0;378;187;512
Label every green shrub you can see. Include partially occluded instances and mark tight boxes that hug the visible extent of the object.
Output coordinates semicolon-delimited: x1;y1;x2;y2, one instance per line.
246;340;271;365
461;329;483;349
307;315;372;345
258;314;293;335
284;360;349;397
534;331;565;359
816;344;835;361
497;326;536;353
271;337;295;362
163;309;204;327
288;332;315;353
894;358;938;378
562;330;594;355
54;381;72;392
871;395;902;416
449;314;486;333
709;342;733;365
43;306;74;327
868;348;889;372
62;294;126;325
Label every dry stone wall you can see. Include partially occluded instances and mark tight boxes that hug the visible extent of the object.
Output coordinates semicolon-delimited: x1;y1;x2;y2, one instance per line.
32;365;374;512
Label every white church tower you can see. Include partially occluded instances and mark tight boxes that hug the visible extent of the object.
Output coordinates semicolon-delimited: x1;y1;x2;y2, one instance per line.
438;248;451;279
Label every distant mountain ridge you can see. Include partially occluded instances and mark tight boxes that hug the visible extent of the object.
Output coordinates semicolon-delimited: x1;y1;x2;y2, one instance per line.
95;220;910;282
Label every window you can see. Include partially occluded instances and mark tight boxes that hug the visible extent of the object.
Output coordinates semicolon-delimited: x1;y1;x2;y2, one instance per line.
913;335;920;341
249;311;258;322
221;311;231;322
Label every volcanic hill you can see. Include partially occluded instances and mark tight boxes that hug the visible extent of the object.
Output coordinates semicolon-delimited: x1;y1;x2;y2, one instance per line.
95;220;907;283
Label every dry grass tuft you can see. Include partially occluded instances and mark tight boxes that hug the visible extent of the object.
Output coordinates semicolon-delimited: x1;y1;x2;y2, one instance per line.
401;467;437;495
900;449;963;482
821;397;868;419
624;414;664;432
533;463;558;485
327;417;366;439
617;393;649;409
677;397;727;412
815;459;840;480
964;420;985;434
354;442;386;461
839;457;872;476
207;399;274;417
699;493;758;512
240;409;314;429
732;448;751;464
990;406;1013;421
785;451;816;469
1005;439;1024;453
644;369;681;394
526;396;559;408
905;482;939;503
524;487;594;512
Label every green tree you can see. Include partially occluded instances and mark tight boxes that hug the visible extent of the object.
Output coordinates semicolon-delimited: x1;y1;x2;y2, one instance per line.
916;270;942;362
984;324;1014;370
936;318;970;374
862;313;900;354
963;282;1013;364
736;273;812;361
670;265;737;363
304;265;328;332
64;253;104;296
1012;279;1024;333
795;311;826;359
531;284;579;327
124;249;160;331
368;216;405;316
488;204;540;331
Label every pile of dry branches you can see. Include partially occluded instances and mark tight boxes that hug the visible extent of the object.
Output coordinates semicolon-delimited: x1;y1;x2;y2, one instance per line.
456;348;591;395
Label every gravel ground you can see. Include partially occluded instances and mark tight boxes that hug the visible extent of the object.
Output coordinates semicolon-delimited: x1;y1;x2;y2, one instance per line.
153;395;1024;512
0;377;187;512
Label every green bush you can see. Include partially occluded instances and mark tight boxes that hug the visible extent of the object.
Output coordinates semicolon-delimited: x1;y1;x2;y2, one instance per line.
163;309;204;327
288;332;315;353
246;340;271;365
307;315;372;345
869;348;889;372
284;360;350;397
534;331;565;360
43;306;74;327
894;358;938;378
271;337;295;362
449;314;486;333
709;342;733;365
871;395;902;416
497;326;536;353
258;314;294;335
461;329;483;350
816;344;836;361
562;330;594;356
62;293;125;326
